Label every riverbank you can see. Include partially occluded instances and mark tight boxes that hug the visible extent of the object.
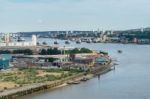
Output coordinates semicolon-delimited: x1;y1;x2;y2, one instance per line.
17;43;150;99
0;60;112;99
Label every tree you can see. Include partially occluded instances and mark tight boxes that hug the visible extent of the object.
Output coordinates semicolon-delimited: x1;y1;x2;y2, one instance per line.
40;48;61;55
52;48;61;55
80;48;92;53
13;49;33;55
40;49;47;55
48;58;57;62
70;48;80;54
68;48;92;54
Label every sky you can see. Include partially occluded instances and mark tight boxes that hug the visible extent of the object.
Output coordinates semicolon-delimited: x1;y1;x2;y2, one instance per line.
0;0;150;32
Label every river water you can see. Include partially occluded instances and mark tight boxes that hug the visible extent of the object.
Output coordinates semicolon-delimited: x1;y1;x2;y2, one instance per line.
22;38;150;99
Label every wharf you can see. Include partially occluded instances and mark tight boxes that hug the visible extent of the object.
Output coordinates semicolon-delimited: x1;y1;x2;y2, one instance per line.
0;60;112;99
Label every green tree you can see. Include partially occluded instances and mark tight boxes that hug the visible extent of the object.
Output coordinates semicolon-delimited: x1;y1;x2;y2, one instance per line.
13;49;33;55
40;49;47;55
80;48;92;53
48;58;57;62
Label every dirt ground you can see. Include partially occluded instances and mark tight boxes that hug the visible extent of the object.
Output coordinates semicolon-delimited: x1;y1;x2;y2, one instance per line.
0;82;18;90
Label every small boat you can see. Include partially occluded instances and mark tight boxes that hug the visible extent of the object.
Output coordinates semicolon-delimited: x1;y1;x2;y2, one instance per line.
65;41;70;44
76;40;81;44
67;80;80;84
17;37;25;42
118;50;122;53
42;42;47;45
72;81;80;84
92;40;97;43
86;39;92;43
54;41;58;45
67;81;74;84
92;39;100;43
80;77;89;82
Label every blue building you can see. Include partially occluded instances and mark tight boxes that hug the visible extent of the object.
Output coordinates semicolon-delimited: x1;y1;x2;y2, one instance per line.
0;54;12;69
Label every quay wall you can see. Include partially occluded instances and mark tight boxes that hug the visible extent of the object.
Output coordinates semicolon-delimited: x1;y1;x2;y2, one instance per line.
0;73;85;99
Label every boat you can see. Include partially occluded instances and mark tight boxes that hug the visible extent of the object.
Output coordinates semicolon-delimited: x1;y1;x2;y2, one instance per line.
76;40;81;44
81;38;88;42
67;81;74;84
80;77;89;82
86;39;92;43
92;40;97;43
72;81;80;84
17;37;25;42
118;50;122;53
65;41;70;44
42;42;47;45
92;38;100;43
54;41;58;45
67;80;80;84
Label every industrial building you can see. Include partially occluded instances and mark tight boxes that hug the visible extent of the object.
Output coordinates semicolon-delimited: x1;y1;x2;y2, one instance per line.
0;54;12;69
0;33;37;47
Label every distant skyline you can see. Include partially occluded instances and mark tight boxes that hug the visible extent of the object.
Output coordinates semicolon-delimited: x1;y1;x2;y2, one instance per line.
0;0;150;32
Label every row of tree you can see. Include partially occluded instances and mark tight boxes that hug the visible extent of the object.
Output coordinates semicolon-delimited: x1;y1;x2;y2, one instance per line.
0;48;92;55
39;48;61;55
0;49;33;55
39;48;92;55
66;48;93;54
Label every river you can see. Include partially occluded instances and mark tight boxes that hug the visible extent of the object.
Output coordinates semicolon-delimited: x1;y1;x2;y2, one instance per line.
21;38;150;99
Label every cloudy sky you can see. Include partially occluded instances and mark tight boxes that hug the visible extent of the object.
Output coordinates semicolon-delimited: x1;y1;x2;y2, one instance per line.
0;0;150;32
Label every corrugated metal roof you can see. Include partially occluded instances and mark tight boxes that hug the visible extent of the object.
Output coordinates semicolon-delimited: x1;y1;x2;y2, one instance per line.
96;57;109;62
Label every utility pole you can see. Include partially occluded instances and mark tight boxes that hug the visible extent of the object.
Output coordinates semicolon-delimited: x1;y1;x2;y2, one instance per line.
63;46;66;61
